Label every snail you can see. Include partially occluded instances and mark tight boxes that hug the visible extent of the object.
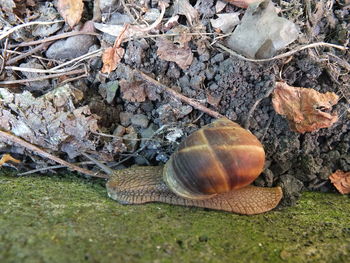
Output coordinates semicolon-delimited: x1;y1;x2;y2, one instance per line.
102;118;283;215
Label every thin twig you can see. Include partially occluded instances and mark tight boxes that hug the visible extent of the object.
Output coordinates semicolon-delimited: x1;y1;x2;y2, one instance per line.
125;32;217;42
120;0;137;23
136;70;224;119
59;72;88;85
260;113;275;142
17;161;96;176
0;68;86;85
0;20;64;41
131;1;166;32
5;62;86;74
1;49;58;63
8;31;99;48
92;131;161;142
215;42;348;62
0;38;9;74
5;41;53;65
49;48;102;71
0;130;107;178
327;52;350;71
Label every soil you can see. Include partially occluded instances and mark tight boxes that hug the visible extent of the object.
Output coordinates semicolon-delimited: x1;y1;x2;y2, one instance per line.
0;1;349;208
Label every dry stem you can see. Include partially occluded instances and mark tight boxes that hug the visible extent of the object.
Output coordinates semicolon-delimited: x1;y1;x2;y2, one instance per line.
136;70;224;119
216;42;348;62
0;130;108;178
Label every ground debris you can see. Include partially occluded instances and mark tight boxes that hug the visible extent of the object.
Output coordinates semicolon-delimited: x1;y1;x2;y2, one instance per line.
0;85;100;158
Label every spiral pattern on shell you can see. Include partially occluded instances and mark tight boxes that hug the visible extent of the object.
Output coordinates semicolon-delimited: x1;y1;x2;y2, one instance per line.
163;118;265;200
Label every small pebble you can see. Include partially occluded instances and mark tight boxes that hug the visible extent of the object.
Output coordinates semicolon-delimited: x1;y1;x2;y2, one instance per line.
119;112;133;126
131;114;149;128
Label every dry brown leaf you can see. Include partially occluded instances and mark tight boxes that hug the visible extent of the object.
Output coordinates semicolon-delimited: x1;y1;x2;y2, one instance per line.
101;46;125;74
57;0;84;28
0;153;20;166
272;82;339;133
101;24;129;74
329;170;350;194
120;80;147;103
225;0;261;8
167;25;192;47
156;39;193;69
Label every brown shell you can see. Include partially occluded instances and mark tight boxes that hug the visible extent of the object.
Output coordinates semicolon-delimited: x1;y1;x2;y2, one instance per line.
163;118;265;200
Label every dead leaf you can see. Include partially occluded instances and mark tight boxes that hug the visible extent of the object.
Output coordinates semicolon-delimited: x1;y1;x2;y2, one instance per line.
207;92;222;107
272;82;339;133
101;25;129;74
120;80;147;103
101;46;125;74
216;1;227;13
57;0;84;28
329;170;350;194
0;153;20;166
0;0;33;15
173;0;199;26
225;0;262;8
156;39;193;69
210;13;240;33
0;85;100;159
165;25;192;47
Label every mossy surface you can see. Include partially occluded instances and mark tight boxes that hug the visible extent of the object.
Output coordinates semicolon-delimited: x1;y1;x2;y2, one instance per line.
0;171;349;263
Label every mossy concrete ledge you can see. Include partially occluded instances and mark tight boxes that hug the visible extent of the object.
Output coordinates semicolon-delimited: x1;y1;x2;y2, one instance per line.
0;171;349;263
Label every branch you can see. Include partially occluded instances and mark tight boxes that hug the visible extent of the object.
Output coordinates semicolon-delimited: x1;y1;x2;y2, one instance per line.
0;130;108;179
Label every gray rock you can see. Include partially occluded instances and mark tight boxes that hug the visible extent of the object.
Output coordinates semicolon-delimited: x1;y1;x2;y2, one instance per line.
143;8;160;22
278;174;304;207
99;81;119;104
119;112;133;126
140;123;158;140
131;114;149;128
46;33;96;60
113;125;126;137
123;128;139;152
227;0;298;59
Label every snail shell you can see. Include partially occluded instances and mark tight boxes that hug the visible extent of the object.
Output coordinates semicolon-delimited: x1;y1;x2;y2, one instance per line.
163;118;265;200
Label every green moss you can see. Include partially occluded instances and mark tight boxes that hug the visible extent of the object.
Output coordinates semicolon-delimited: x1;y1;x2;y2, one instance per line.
0;171;349;263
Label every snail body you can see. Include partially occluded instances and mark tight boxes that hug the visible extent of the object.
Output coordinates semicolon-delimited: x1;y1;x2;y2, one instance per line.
106;118;282;215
